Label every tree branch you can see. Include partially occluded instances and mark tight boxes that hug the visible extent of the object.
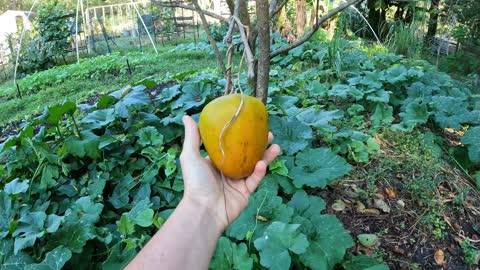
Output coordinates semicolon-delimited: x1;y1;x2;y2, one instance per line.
270;0;362;58
153;0;229;23
232;16;255;81
270;0;288;18
191;0;227;75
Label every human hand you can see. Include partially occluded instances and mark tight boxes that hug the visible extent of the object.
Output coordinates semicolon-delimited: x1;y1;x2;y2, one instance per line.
179;115;281;231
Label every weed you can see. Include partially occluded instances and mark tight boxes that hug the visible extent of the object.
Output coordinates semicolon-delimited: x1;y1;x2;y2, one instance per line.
461;239;479;265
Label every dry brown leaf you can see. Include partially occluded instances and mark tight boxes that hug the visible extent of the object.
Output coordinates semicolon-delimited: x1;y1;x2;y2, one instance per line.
256;215;267;222
374;198;391;213
375;193;385;200
362;208;381;215
356;201;366;213
332;200;346;212
434;249;445;265
385;187;397;199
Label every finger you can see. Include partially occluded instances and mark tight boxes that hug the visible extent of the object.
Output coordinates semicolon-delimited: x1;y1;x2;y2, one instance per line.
262;144;281;165
268;132;274;144
181;115;201;157
245;160;267;194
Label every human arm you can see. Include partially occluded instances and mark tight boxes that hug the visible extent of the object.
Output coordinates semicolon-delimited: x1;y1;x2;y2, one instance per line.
125;115;281;270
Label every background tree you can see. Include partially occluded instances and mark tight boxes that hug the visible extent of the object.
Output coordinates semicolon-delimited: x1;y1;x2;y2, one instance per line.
184;0;361;102
425;0;440;44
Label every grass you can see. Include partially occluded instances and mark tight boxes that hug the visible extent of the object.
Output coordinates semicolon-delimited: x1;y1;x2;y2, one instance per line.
0;40;219;126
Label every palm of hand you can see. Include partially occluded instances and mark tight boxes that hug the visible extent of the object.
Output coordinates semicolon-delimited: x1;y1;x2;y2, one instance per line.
180;116;280;229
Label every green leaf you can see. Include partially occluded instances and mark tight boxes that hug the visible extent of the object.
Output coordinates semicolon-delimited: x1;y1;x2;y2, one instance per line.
268;159;289;177
227;182;292;240
290;148;352;188
269;116;313;155
430;96;476;129
366;89;390;103
62;131;101;159
13;212;47;254
210;237;253;270
40;165;59;191
392;99;429;131
254;222;309;270
135;209;154;227
155;85;180;103
300;215;354;270
80;108;115;129
36;101;76;126
1;252;34;270
48;222;93;253
360;70;384;89
109;174;135;209
127;198;152;220
136;127;164;147
96;94;117;109
24;246;72;270
385;65;407;84
0;239;13;264
172;82;211;110
342;254;389;270
4;179;29;195
461;126;480;163
287;190;326;219
102;244;136;270
423;132;442;157
0;191;15;239
114;86;151;118
358;234;379;248
64;196;104;224
117;214;135;236
371;104;394;128
296;108;343;131
45;215;63;233
329;84;363;100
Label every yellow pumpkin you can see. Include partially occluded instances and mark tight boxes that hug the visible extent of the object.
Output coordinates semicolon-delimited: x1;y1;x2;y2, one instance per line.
199;94;269;179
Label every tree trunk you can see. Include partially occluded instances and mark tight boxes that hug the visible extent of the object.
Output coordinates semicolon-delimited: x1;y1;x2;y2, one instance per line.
425;0;440;44
226;0;234;14
256;0;270;103
367;0;385;38
238;0;250;29
12;0;16;10
278;6;293;42
295;0;306;37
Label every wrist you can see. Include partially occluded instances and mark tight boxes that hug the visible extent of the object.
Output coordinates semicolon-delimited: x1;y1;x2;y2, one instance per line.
180;195;227;233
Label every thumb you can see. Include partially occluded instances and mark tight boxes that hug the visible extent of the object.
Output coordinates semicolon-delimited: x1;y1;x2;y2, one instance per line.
181;115;201;158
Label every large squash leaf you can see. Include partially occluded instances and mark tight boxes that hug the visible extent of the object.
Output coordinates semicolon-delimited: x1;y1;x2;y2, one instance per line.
290;148;352;188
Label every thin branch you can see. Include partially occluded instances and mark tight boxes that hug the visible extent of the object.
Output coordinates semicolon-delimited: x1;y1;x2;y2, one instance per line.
191;0;227;76
269;0;278;14
224;18;235;95
153;0;229;23
270;0;362;58
232;16;255;81
270;0;288;18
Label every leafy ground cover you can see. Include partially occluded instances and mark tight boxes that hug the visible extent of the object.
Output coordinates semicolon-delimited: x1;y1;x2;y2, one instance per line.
0;38;479;269
0;42;220;127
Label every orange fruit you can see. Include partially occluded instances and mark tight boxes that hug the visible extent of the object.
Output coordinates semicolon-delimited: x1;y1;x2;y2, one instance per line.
199;94;269;179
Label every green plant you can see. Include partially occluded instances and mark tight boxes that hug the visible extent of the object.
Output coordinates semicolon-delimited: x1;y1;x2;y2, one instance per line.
209;23;229;42
461;239;479;265
385;21;423;58
18;0;71;75
0;70;383;269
